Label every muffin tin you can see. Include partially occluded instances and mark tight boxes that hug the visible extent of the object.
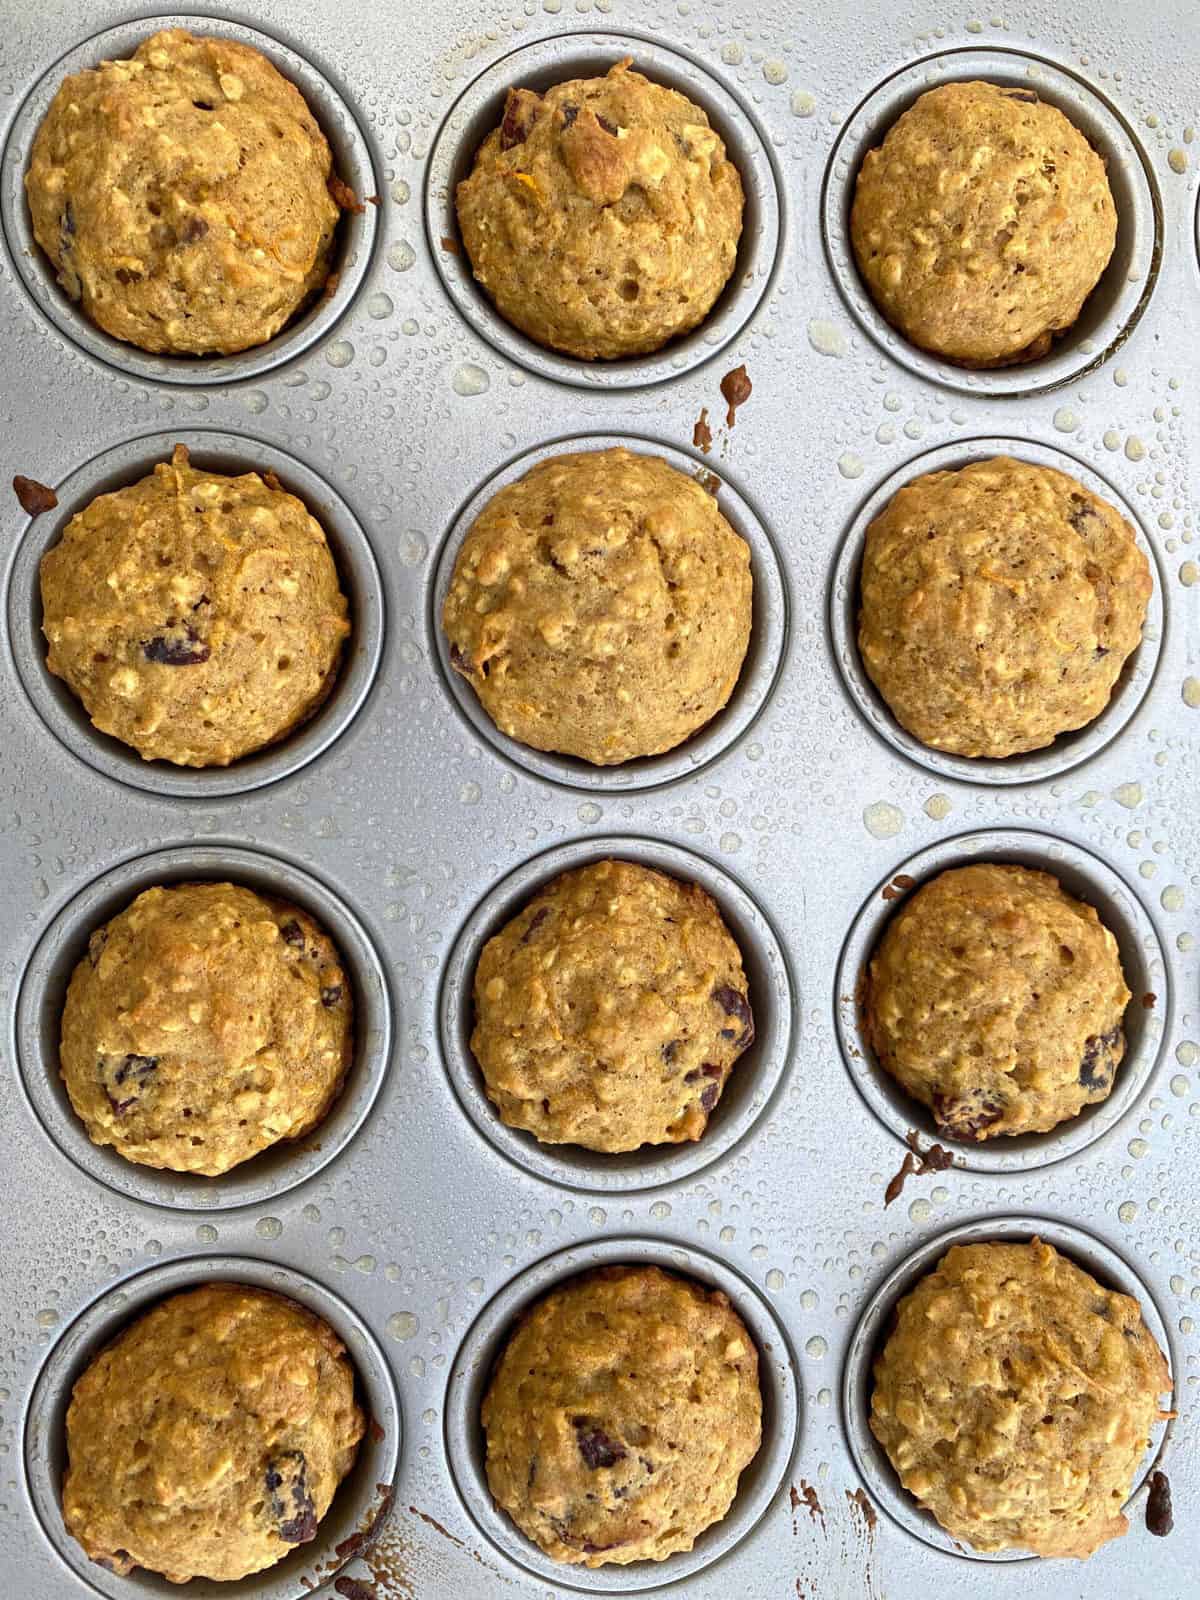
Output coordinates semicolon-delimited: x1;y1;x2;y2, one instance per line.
0;2;1195;1597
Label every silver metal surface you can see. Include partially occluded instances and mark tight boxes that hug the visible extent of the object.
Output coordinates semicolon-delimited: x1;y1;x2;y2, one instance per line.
0;1;1196;1597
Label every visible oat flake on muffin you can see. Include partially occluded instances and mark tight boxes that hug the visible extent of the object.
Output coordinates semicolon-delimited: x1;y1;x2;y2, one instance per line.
443;447;752;765
26;28;346;355
60;882;352;1175
40;444;350;767
871;1239;1172;1557
858;456;1150;759
864;863;1130;1140
471;859;755;1152
851;81;1117;367
456;59;744;359
63;1283;364;1581
482;1265;762;1565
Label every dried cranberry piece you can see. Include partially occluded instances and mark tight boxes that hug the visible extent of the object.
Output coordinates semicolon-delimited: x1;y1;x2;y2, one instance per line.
1067;492;1097;534
143;626;210;666
448;642;474;676
596;114;619;136
661;1039;680;1064
180;215;209;242
102;1053;159;1115
266;1450;318;1544
1079;1024;1123;1090
520;906;549;944
280;920;305;947
700;1082;720;1112
572;1418;625;1470
1146;1470;1173;1537
321;984;343;1008
500;87;542;150
712;985;754;1049
932;1091;1003;1140
561;102;580;130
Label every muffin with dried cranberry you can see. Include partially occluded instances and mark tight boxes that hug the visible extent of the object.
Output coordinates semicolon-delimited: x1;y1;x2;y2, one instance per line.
26;27;346;355
456;58;743;358
471;859;754;1152
63;1283;364;1581
483;1265;761;1564
60;881;352;1175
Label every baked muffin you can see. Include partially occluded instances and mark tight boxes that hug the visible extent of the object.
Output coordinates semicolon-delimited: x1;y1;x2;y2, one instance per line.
41;444;350;767
858;456;1150;759
871;1238;1171;1557
63;1283;364;1581
471;859;754;1152
864;863;1130;1141
60;882;352;1175
443;448;752;764
26;28;344;356
483;1265;761;1565
455;58;744;359
850;81;1116;366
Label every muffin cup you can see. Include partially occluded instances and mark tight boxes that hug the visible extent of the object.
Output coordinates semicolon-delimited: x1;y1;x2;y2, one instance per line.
0;14;379;384
828;437;1165;786
444;1236;799;1590
840;1215;1174;1560
24;1255;402;1598
12;844;394;1211
431;433;787;792
5;428;385;798
425;32;783;389
821;47;1161;397
834;827;1170;1174
438;834;795;1192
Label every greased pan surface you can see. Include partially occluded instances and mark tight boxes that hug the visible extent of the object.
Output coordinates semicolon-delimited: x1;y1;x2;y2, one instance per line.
0;1;1196;1596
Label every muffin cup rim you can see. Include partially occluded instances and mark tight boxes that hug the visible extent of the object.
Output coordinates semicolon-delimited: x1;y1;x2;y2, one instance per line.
429;430;789;793
423;29;785;391
437;832;797;1193
839;1213;1176;1563
23;1252;403;1599
820;44;1163;398
827;434;1166;786
0;10;381;386
443;1233;800;1591
11;840;395;1212
4;425;386;799
832;824;1172;1174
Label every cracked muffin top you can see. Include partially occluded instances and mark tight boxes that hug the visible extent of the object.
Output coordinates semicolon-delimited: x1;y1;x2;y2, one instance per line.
871;1238;1171;1557
482;1265;762;1566
63;1282;364;1582
442;447;752;765
471;859;754;1153
864;863;1130;1141
858;456;1151;760
850;81;1117;367
60;882;352;1176
40;444;350;768
26;28;344;355
455;58;744;359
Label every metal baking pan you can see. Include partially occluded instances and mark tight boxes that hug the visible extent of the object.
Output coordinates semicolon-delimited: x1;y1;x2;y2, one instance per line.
0;1;1195;1596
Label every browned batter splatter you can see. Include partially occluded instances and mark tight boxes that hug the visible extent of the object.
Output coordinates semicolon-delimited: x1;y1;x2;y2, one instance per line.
334;1578;375;1600
328;174;365;213
698;468;721;496
846;1486;878;1534
1147;1469;1173;1536
407;1506;465;1548
881;872;916;902
693;406;713;453
720;363;752;426
13;474;57;514
885;1130;957;1205
441;235;461;255
1143;991;1157;1009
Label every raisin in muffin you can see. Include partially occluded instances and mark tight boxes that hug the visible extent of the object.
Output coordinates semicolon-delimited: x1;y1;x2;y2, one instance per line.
851;81;1116;367
40;444;350;767
60;882;352;1175
483;1265;761;1565
443;447;752;765
456;58;743;359
864;863;1130;1141
858;456;1150;759
871;1238;1171;1557
26;28;345;355
471;859;754;1152
63;1283;364;1581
